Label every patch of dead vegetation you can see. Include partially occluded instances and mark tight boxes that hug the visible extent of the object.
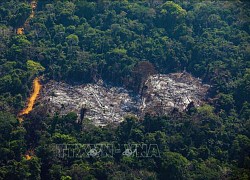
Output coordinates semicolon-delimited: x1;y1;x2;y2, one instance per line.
37;73;210;126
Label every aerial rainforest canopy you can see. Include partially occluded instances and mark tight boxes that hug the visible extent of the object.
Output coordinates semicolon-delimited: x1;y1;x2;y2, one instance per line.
0;0;249;179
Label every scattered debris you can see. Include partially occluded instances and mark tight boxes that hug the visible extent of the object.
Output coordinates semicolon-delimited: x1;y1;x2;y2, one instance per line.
141;73;209;115
36;73;210;126
39;80;141;126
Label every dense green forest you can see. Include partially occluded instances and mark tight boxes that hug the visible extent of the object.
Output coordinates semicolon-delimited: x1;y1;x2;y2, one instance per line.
0;0;250;179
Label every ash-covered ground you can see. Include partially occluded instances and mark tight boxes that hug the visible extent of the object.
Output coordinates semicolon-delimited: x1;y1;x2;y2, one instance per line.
37;73;210;126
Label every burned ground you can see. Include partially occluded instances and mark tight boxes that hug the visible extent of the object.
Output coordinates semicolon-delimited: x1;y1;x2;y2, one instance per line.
37;73;210;126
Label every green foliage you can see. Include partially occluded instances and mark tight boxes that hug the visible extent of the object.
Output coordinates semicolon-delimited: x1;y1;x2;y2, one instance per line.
159;151;189;179
52;133;77;144
0;0;249;179
161;1;187;21
66;34;79;46
26;60;45;77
